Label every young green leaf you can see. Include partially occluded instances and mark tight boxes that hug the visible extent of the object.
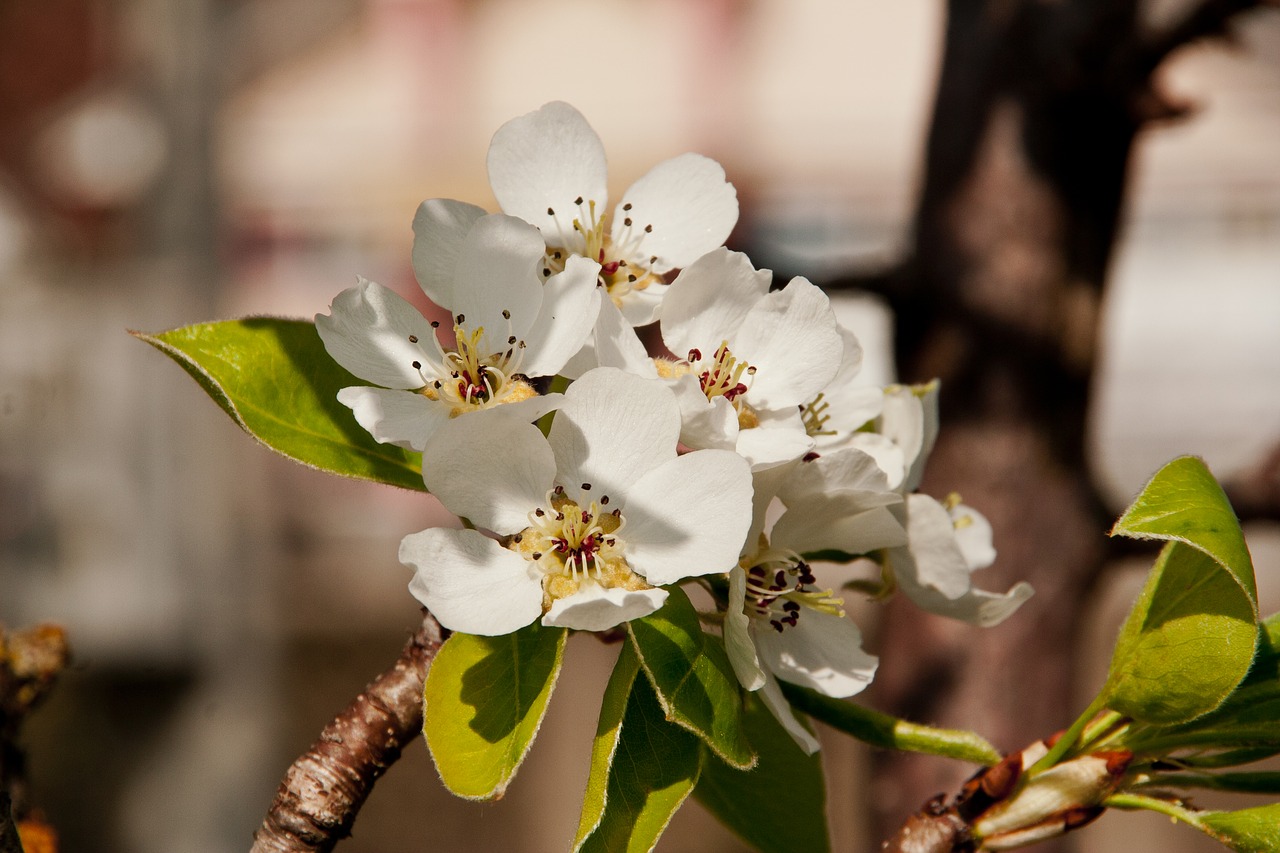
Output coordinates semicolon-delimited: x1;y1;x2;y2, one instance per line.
133;319;424;490
1200;803;1280;852
1101;541;1257;724
1101;456;1259;725
575;643;642;848
422;623;567;800
575;647;701;853
694;692;831;853
628;588;755;770
1111;455;1256;611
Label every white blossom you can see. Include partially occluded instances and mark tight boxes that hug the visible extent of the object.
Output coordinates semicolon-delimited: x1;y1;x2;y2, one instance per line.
315;214;599;450
656;248;845;470
401;368;753;635
413;101;738;375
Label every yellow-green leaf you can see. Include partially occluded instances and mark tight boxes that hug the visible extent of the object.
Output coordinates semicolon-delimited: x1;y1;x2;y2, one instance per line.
694;692;830;853
628;588;755;770
1200;804;1280;852
1102;456;1260;725
576;644;700;853
423;623;567;800
134;319;424;490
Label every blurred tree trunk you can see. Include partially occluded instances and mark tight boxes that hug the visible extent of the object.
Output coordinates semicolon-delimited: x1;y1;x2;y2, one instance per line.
837;0;1270;846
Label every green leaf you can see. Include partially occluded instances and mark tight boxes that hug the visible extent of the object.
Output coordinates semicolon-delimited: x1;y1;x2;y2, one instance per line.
1111;455;1256;611
1101;541;1257;724
575;643;642;848
422;623;567;800
695;692;830;853
1149;771;1280;795
1200;804;1280;852
1122;613;1280;760
576;644;701;853
628;588;755;770
134;319;424;490
1101;456;1260;725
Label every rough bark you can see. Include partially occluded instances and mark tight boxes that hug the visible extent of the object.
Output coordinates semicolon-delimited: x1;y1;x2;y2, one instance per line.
840;0;1275;846
251;612;446;853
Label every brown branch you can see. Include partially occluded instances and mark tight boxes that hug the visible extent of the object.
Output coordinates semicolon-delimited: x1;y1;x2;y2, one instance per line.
252;611;447;853
1140;0;1274;71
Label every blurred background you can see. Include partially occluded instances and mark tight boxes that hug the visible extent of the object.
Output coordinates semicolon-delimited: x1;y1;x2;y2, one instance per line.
0;1;1277;851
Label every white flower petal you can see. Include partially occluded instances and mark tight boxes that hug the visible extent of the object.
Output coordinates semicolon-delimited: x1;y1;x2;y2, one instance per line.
449;214;547;344
622;449;752;585
517;254;601;377
881;382;940;493
422;415;554;534
951;503;997;571
772;503;906;557
336;385;451;451
659;248;771;359
543;584;668;632
894;559;1034;628
747;463;797;548
586;295;659;378
898;494;973;599
754;611;877;698
411;198;488;305
757;672;821;755
487;101;608;248
549;368;679;504
668;374;738;451
402;528;543;636
613;153;738;273
616;284;666;327
778;447;895;506
734;423;814;472
725;567;766;691
315;278;436;390
732;277;843;409
844;433;908;491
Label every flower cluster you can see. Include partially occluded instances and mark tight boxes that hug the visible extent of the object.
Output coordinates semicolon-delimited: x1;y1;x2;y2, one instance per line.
317;102;1032;751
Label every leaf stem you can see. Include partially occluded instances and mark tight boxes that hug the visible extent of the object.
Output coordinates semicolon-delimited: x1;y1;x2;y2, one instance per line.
1029;695;1107;775
1104;792;1205;829
781;684;1002;766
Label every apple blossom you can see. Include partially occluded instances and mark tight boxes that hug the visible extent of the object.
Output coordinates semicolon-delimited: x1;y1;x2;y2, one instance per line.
401;368;753;635
315;213;599;450
656;248;845;470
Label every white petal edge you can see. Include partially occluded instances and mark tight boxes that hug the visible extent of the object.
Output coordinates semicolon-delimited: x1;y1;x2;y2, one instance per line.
754;610;878;698
517;254;602;377
487;101;608;248
543;584;668;632
613;152;738;272
421;414;555;534
411;198;488;305
725;567;766;691
622;449;753;586
402;528;543;636
757;672;821;755
548;367;679;505
449;213;547;344
900;493;975;599
732;277;843;409
315;278;436;390
659;248;771;360
336;385;451;451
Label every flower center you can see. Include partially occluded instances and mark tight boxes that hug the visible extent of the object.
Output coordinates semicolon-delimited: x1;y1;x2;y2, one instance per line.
680;341;760;430
412;313;537;415
541;197;662;305
741;541;844;633
509;486;650;609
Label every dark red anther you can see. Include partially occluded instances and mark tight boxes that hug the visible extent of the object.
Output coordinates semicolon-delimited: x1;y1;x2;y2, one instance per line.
688;348;702;362
802;452;821;462
601;259;621;276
